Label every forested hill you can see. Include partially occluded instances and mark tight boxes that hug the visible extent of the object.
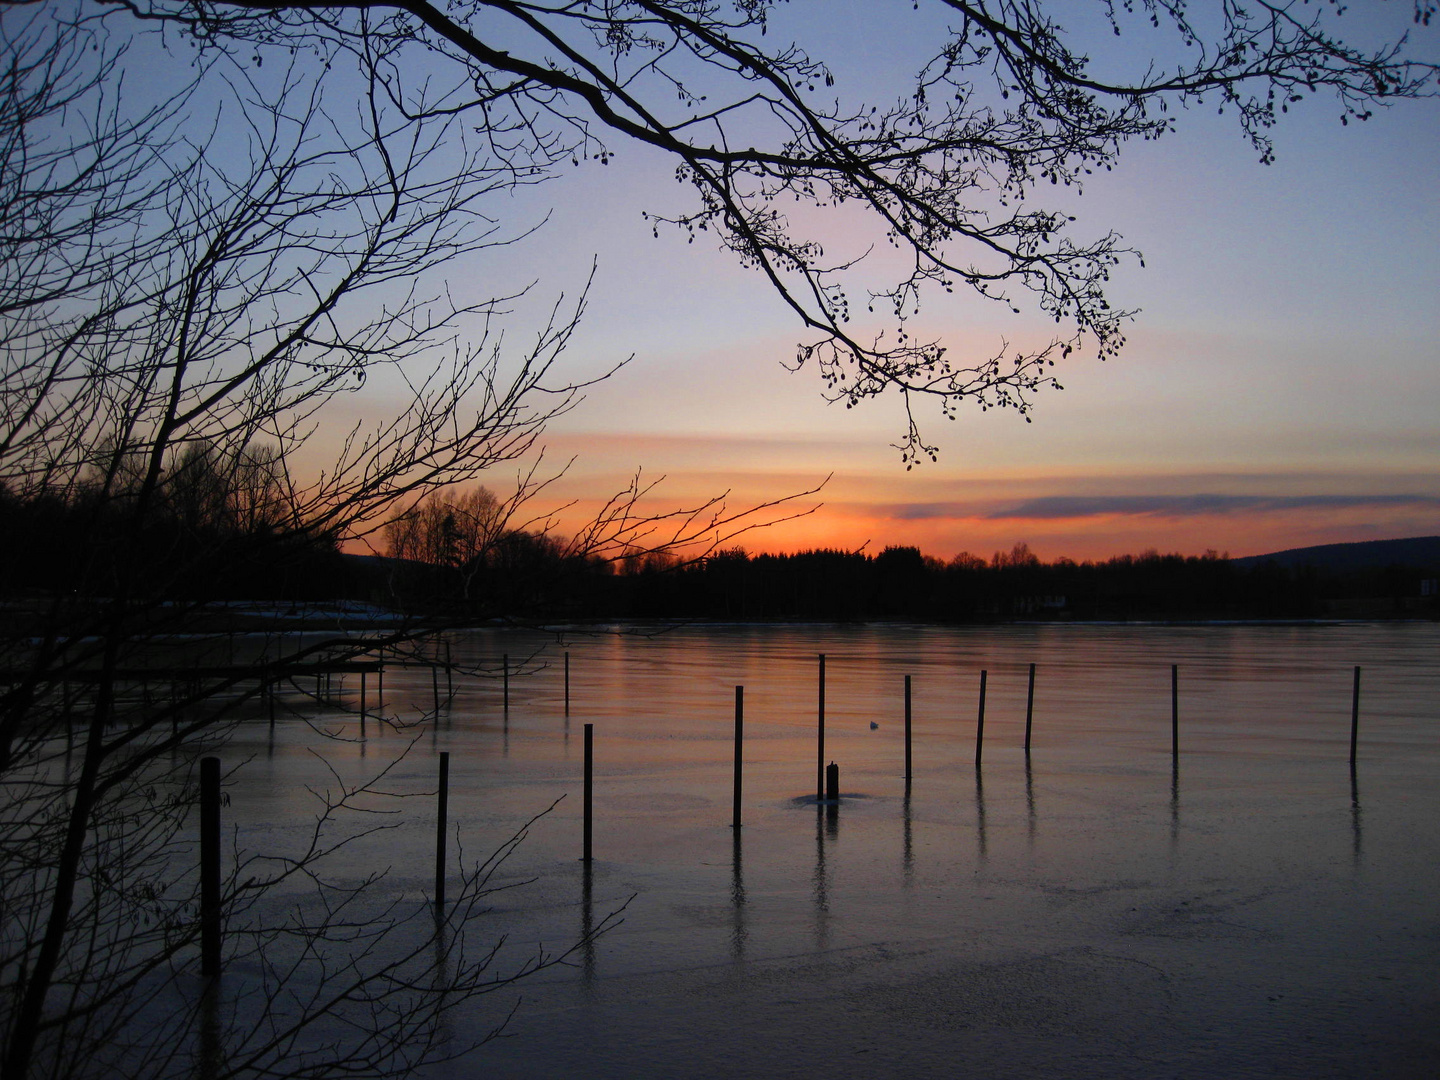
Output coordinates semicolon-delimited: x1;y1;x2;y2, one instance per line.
1233;537;1440;572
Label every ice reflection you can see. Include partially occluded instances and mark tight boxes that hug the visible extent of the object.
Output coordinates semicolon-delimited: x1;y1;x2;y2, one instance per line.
729;832;746;960
1024;756;1036;848
197;981;221;1080
1170;762;1180;848
973;765;987;861
580;865;596;989
219;622;1440;1079
811;806;832;953
430;914;454;1051
1350;763;1363;867
901;787;913;887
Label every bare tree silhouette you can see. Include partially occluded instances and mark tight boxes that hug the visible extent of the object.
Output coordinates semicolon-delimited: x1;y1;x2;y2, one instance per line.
1;1;1433;1077
80;0;1438;462
0;6;812;1077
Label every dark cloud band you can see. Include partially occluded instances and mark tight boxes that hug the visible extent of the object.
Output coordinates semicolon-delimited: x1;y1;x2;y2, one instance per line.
872;493;1440;522
989;494;1440;520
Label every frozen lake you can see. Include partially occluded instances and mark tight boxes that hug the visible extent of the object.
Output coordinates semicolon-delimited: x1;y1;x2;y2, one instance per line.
227;622;1440;1078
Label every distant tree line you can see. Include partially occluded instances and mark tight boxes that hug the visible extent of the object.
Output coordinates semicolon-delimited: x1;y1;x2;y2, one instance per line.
0;441;350;604
7;463;1432;623
371;486;608;619
560;543;1294;621
362;524;1440;622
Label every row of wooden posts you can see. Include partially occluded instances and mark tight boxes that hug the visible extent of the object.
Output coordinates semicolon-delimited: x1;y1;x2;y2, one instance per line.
443;653;1367;902
346;650;572;722
814;655;1365;796
195;655;1367;978
264;647;574;737
771;656;1365;834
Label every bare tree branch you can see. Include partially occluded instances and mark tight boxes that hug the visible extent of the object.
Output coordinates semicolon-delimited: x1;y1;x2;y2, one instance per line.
72;0;1436;460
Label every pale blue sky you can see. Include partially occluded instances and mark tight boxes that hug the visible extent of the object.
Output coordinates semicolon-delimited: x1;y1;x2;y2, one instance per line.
211;0;1440;560
478;15;1440;559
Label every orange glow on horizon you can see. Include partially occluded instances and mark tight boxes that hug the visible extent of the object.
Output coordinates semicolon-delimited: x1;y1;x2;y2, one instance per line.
512;491;1440;565
332;413;1440;566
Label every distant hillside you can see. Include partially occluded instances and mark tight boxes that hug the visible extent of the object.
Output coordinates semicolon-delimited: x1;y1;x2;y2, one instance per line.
1233;536;1440;572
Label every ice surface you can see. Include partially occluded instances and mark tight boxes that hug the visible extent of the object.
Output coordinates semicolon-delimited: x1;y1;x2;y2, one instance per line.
223;623;1440;1078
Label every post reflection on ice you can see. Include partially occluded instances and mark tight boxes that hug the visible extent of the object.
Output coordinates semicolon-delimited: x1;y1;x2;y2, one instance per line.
580;864;596;990
1350;763;1363;867
902;786;913;887
1024;755;1037;848
1170;761;1181;849
730;831;747;960
973;764;987;862
215;623;1439;1078
811;803;836;953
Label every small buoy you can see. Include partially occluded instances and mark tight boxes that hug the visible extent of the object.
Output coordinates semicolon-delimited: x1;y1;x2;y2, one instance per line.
869;721;879;730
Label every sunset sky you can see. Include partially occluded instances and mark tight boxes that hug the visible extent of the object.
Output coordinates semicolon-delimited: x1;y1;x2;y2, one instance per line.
346;2;1440;563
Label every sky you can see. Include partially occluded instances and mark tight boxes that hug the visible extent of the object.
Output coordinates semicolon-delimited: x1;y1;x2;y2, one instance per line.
345;1;1440;563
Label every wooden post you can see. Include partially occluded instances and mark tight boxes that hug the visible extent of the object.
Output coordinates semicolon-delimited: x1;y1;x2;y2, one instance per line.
435;751;449;909
817;654;826;801
1024;662;1035;753
377;666;384;721
583;724;594;863
903;674;912;781
359;670;367;738
199;756;221;978
564;651;570;716
975;670;987;766
431;664;440;714
1350;665;1361;766
267;675;276;731
444;640;452;701
1171;664;1179;762
503;653;509;712
732;686;744;830
825;761;839;802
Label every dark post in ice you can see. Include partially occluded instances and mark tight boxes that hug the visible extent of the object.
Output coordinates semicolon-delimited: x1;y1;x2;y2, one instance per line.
974;670;988;766
825;760;839;803
1024;662;1036;753
435;751;449;909
583;722;594;863
1350;665;1361;766
904;674;912;782
817;653;826;801
1171;664;1179;763
199;756;221;978
732;686;744;830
